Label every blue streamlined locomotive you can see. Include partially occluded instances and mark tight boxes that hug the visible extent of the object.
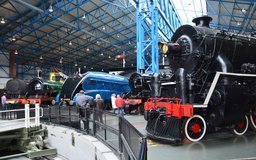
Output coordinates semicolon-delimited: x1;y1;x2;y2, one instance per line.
137;16;256;143
60;71;131;106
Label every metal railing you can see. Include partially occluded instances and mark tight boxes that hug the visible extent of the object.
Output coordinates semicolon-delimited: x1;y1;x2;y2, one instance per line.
0;104;43;130
40;105;147;160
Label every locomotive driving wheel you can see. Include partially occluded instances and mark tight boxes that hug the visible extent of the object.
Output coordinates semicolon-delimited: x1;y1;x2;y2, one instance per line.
249;110;256;131
232;115;249;136
184;115;206;142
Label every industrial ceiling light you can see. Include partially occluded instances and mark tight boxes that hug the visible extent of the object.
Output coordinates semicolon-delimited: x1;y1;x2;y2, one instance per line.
117;34;120;38
102;26;106;30
75;62;78;67
82;14;86;19
100;52;104;56
40;55;43;60
59;57;63;63
14;50;18;55
49;5;53;12
131;64;133;66
108;55;111;58
91;67;93;69
241;8;246;13
251;32;256;37
12;36;16;41
69;41;72;46
115;58;117;61
237;21;241;26
128;41;131;45
86;48;90;51
0;18;5;24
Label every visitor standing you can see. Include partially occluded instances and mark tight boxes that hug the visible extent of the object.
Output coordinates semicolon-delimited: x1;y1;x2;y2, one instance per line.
111;94;117;114
94;94;104;123
76;90;93;118
115;95;124;116
1;93;6;111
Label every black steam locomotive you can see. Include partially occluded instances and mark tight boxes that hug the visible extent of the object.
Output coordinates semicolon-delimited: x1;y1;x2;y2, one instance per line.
5;72;63;104
136;16;256;143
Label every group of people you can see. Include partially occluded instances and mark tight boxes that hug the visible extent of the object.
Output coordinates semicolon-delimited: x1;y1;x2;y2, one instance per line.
111;94;129;116
75;90;103;116
75;90;129;119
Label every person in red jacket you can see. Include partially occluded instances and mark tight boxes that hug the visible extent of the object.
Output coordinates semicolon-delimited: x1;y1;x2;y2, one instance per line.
115;95;124;116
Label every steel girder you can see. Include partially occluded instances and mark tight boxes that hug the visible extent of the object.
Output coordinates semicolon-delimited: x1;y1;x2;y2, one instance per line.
207;0;256;33
136;0;181;74
1;0;137;73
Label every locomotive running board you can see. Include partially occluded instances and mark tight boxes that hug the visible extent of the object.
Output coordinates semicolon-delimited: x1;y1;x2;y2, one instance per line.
203;71;256;107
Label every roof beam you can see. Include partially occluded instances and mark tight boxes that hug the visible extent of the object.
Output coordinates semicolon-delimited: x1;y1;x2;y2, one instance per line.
14;0;129;53
241;3;256;34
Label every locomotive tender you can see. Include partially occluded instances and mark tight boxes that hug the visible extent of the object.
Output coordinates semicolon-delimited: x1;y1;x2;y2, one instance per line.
141;16;256;142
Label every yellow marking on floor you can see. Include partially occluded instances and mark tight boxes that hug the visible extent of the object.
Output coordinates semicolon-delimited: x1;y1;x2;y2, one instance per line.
147;140;161;147
147;140;154;145
150;144;159;147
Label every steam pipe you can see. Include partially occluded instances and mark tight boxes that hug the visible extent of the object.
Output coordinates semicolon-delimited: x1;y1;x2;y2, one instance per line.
175;68;187;104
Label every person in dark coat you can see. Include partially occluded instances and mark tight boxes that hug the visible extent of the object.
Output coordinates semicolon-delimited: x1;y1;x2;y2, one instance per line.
76;90;93;118
94;94;104;123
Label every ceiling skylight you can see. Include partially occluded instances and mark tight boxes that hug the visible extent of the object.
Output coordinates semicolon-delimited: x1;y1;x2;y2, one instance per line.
172;0;207;25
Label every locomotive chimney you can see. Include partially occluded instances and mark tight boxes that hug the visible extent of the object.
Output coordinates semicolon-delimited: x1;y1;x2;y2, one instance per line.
192;16;212;27
37;70;42;78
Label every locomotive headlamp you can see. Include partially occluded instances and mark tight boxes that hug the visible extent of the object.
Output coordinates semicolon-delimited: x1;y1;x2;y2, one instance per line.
158;42;180;54
158;42;169;54
162;44;168;54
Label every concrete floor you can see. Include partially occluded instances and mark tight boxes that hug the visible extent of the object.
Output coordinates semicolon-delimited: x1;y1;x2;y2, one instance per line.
125;114;256;160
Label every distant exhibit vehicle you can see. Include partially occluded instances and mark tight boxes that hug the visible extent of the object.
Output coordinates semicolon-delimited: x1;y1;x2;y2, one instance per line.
6;72;64;104
60;72;131;107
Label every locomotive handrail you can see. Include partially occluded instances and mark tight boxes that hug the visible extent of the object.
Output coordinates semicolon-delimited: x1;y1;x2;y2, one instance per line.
147;97;181;104
203;71;256;106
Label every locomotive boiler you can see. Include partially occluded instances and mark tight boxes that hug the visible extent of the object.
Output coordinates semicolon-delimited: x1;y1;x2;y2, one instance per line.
5;78;27;98
140;16;256;143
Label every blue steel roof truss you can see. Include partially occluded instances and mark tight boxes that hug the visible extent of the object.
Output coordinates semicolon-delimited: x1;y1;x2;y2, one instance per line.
2;0;253;78
207;0;256;33
0;0;137;76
